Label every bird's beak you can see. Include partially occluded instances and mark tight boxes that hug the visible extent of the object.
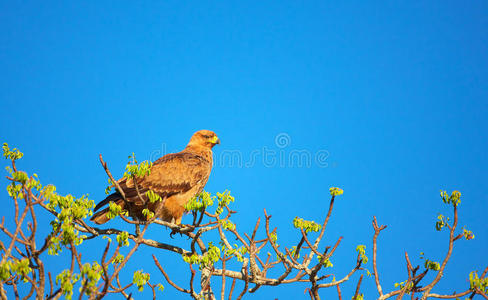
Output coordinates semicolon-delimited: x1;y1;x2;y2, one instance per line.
211;136;220;145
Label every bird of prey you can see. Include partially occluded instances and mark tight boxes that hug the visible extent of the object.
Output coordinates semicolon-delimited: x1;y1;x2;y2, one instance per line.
91;130;220;225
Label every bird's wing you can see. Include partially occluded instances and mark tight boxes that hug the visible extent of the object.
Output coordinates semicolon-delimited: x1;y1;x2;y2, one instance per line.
118;152;212;205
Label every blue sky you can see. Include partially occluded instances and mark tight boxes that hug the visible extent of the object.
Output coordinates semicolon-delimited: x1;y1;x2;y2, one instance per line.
1;1;487;298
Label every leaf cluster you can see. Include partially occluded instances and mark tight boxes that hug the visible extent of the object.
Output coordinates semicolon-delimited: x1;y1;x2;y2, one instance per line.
123;153;152;179
293;217;321;233
133;270;150;291
440;190;461;207
182;242;221;269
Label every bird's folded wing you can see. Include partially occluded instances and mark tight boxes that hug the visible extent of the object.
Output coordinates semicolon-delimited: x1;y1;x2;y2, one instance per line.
118;152;211;205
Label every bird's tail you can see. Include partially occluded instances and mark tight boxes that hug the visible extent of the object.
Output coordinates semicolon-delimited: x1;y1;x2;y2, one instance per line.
91;209;112;225
90;192;124;225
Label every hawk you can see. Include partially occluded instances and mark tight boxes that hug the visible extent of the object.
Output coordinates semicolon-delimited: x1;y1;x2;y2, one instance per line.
91;130;220;225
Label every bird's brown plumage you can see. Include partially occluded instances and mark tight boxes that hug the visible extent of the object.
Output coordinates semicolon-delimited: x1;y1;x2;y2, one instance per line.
91;130;220;225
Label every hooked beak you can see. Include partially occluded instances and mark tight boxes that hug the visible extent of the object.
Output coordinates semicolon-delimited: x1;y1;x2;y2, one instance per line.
210;136;221;145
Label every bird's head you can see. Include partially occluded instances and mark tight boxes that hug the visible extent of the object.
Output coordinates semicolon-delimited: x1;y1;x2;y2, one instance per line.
187;130;220;149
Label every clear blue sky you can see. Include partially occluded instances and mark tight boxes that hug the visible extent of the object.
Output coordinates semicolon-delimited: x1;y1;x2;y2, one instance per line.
1;1;487;299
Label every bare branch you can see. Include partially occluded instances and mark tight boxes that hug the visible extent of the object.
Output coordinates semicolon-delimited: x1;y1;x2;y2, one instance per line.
372;216;387;297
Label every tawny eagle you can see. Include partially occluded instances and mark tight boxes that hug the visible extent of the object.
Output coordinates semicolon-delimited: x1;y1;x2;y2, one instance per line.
91;130;220;225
